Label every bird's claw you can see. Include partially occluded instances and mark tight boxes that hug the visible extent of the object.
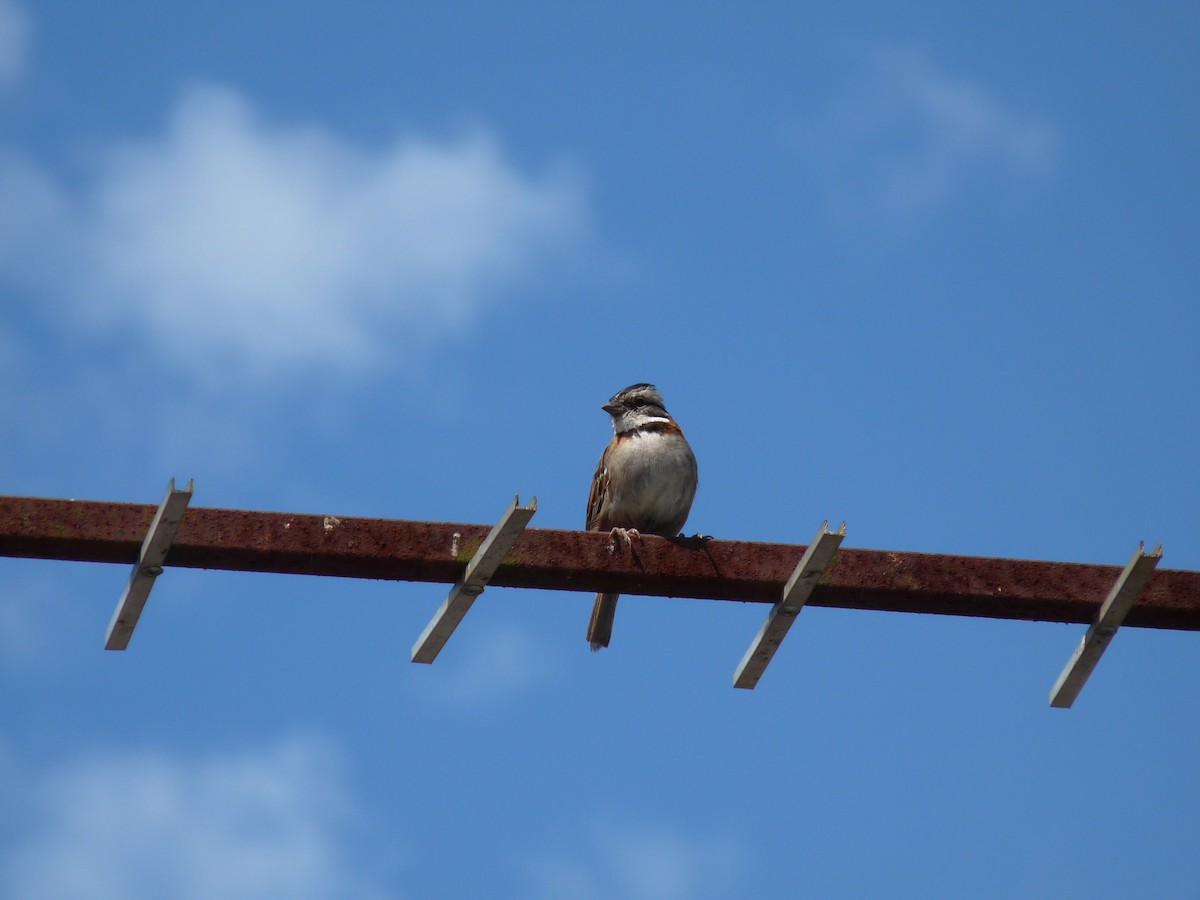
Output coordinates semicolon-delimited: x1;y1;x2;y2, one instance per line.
608;527;641;554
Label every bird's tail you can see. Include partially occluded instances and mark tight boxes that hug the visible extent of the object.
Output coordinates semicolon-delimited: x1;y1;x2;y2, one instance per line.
587;593;619;651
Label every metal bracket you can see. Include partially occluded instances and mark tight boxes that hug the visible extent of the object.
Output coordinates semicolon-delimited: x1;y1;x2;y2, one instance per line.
105;478;194;650
411;495;537;664
1049;541;1162;708
733;520;845;690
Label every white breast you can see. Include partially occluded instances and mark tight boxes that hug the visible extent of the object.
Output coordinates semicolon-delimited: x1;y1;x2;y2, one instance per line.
603;430;697;536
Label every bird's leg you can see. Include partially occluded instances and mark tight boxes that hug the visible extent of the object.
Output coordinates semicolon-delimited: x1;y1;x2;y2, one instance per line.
608;527;641;553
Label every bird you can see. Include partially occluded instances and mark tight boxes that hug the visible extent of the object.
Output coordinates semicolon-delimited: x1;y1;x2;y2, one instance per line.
586;383;698;650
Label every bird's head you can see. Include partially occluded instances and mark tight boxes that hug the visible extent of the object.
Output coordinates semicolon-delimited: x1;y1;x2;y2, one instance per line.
603;383;673;434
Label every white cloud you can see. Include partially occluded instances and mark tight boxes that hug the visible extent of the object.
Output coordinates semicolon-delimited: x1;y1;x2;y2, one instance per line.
527;822;742;900
0;0;30;88
2;735;390;900
0;83;590;382
801;45;1057;226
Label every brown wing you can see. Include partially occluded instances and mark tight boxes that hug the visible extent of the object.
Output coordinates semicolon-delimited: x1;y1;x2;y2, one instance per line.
586;441;613;531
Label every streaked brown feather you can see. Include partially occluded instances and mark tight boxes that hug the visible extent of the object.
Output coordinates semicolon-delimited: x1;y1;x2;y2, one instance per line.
586;441;613;531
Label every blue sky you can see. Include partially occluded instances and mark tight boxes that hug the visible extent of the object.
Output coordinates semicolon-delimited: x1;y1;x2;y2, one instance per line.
1;2;1197;897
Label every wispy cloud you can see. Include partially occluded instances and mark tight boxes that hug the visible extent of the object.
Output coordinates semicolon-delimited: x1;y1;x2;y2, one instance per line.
0;82;591;383
1;735;391;900
0;571;77;671
800;44;1057;226
416;622;544;710
0;0;30;88
527;821;743;900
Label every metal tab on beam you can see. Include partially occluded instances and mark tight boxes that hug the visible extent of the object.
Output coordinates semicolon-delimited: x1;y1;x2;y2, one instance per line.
734;521;845;690
411;495;537;664
104;479;194;651
1049;541;1162;708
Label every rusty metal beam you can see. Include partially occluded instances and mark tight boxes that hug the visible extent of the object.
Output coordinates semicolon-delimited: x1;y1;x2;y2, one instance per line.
1;495;1198;631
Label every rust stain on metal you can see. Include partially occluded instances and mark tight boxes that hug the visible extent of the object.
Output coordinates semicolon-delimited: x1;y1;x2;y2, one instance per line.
1;494;1199;631
455;535;484;564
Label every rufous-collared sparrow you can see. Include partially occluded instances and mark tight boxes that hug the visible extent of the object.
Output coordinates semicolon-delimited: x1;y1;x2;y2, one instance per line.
586;383;698;650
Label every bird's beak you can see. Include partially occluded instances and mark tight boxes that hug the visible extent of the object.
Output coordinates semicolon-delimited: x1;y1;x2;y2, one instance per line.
602;401;623;415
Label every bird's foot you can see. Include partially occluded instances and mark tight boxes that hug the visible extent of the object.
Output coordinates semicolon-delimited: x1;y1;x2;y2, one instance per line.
608;527;641;554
